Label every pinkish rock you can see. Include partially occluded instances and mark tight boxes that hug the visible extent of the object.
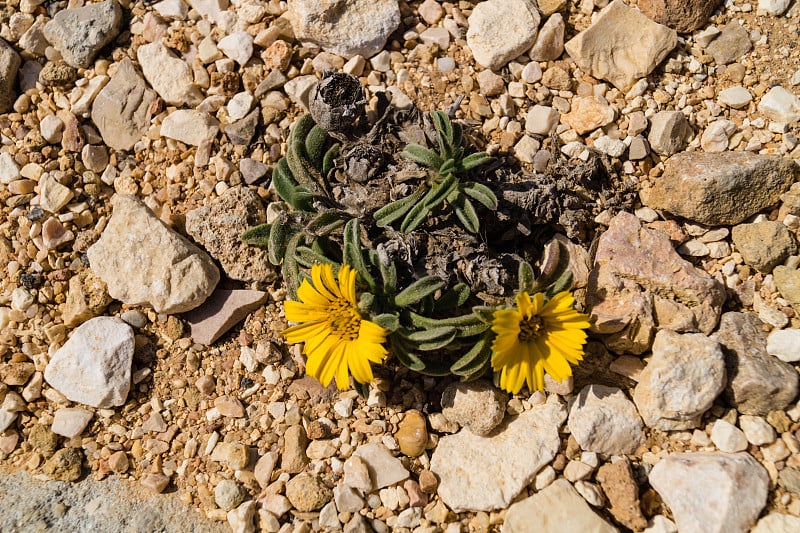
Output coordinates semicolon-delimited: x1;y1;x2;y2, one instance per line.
587;212;726;354
183;289;268;345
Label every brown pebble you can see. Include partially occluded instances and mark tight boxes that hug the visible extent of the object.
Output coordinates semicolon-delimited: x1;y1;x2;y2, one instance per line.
394;409;428;457
418;470;438;494
596;459;648;530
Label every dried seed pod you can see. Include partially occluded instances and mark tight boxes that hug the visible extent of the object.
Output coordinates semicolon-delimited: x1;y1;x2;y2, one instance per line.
309;72;367;134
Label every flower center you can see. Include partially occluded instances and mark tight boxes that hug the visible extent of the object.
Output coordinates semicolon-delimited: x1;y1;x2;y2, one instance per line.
518;315;543;342
327;299;361;341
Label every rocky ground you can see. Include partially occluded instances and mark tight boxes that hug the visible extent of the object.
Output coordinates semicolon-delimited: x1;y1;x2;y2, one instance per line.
3;0;800;532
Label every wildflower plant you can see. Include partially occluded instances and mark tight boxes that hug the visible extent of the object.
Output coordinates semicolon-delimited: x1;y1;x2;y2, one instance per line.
245;74;592;393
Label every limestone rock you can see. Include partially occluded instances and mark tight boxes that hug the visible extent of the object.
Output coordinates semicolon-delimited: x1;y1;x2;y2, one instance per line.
287;0;400;59
731;221;796;273
766;329;800;362
587;212;726;354
91;58;156;152
183;289;268;345
352;443;409;491
562;96;616;134
649;452;769;533
43;448;83;482
43;0;122;68
160;109;218;147
441;380;507;436
281;424;309;474
752;513;800;533
466;0;541;70
528;13;564;63
565;0;677;91
633;330;725;430
286;474;332;512
638;0;724;33
44;317;133;408
647;110;692;156
137;41;201;106
504;479;618;533
51;408;93;439
713;312;799;416
0;38;21;114
87;195;219;314
706;21;753;65
639;152;798;226
775;265;800;311
568;384;644;455
185;186;275;283
430;396;566;512
758;86;800;123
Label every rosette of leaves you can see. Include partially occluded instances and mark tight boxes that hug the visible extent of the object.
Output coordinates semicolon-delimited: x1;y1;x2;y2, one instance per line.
242;114;347;297
374;110;497;233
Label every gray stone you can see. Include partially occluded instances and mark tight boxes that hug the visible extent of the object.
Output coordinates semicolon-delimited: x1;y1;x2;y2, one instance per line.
466;0;540;70
706;21;753;65
43;0;122;68
633;330;726;430
587;212;726;354
504;479;618;533
91;58;156;152
779;467;800;494
137;41;201;106
529;13;564;62
43;316;133;408
223;109;259;146
87;195;219;314
239;159;268;185
565;0;677;91
430;395;566;512
568;384;644;455
184;186;275;283
352;443;409;491
214;480;246;512
731;221;796;273
649;452;769;533
639;152;798;226
713;312;799;415
441;380;507;436
647;111;692;156
287;0;400;59
183;289;268;345
0;38;21;113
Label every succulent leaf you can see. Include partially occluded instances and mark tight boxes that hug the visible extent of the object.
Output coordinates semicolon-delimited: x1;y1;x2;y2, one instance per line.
402;144;444;169
453;195;479;233
460;181;498;210
374;188;426;227
241;223;272;248
394;276;446;306
399;199;432;233
305;125;330;167
434;283;471;311
268;219;290;266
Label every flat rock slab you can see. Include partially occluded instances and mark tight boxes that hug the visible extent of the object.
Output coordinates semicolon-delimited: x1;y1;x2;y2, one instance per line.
351;443;410;491
649;452;769;533
568;384;644;455
503;479;619;533
587;212;725;354
43;316;133;408
640;151;798;226
87;195;219;314
431;396;566;512
183;289;268;345
565;0;677;91
43;0;123;68
91;57;155;152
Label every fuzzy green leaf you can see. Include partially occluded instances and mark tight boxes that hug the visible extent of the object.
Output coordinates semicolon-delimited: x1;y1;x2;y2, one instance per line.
461;181;498;210
322;143;340;176
473;306;496;325
283;232;304;299
544;270;574;299
434;283;470;311
343;218;376;291
374;188;426;227
290;114;315;144
399;199;432;233
394;276;446;307
450;334;492;378
423;174;458;209
391;337;427;372
305;211;346;236
241;223;271;248
372;313;400;331
268;220;289;266
402;144;444;169
407;311;489;337
271;159;298;205
378;256;397;294
453;195;479;233
432;111;454;159
459;152;492;172
294;245;333;268
519;260;535;294
305;125;330;167
287;139;320;190
403;326;457;351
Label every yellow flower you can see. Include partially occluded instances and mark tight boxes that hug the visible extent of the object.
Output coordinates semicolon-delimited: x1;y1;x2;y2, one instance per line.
283;263;388;390
491;291;591;394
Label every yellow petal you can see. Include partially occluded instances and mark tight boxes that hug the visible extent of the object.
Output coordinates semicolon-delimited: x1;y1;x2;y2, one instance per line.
359;320;388;344
347;342;374;384
283;320;327;344
334;343;351;390
284;300;327;322
312;264;337;301
296;280;331;308
341;265;358;306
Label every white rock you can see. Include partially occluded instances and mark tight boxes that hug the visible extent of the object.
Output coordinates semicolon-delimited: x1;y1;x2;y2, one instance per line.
430;395;566;512
521;62;542;84
227;500;256;533
334;485;364;513
419;27;450;50
153;0;188;20
40;114;64;144
283;75;318;111
137;41;201;106
649;452;769;533
758;86;800;123
466;0;541;70
568;384;644;456
752;513;800;533
0;152;20;184
51;407;93;438
38;173;74;213
710;419;748;452
525;105;560;135
0;410;17;433
529;13;564;62
503;479;617;533
287;0;400;59
701;119;736;152
226;92;255;121
218;32;253;66
593;135;627;158
186;0;228;23
766;328;800;362
43;317;134;408
718;86;753;109
514;135;540;164
87;195;219;314
318;501;339;529
351;443;409;491
758;0;792;16
160;110;219;147
738;415;776;445
633;330;726;430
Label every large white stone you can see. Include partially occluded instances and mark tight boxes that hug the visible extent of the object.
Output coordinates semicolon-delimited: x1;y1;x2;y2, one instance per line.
758;86;800;123
766;328;800;362
44;317;134;408
752;513;800;533
137;41;201;106
430;395;566;512
160;109;219;147
568;384;644;456
87;195;219;314
759;0;792;16
466;0;540;70
217;32;253;66
649;452;769;533
51;407;94;438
